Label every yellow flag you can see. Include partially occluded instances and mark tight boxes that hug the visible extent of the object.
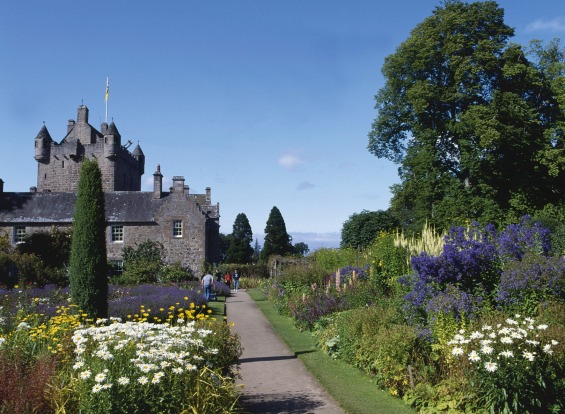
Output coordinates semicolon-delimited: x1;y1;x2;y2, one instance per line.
105;77;109;102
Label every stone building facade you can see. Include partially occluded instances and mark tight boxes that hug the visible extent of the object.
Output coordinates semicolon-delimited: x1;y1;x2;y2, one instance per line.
0;105;220;273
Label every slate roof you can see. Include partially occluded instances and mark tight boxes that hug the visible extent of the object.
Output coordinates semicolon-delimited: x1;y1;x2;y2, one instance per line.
35;125;53;142
0;192;172;224
132;144;144;157
106;122;121;137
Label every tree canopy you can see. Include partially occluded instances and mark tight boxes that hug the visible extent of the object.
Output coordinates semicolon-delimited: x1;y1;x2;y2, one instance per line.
368;0;565;231
341;210;399;248
225;213;254;264
69;159;108;318
261;206;294;260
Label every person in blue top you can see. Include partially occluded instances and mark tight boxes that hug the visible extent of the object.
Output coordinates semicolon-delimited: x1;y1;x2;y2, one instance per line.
233;270;240;292
201;272;214;302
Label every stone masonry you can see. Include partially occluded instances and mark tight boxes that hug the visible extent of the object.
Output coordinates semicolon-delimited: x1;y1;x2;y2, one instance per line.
1;105;220;274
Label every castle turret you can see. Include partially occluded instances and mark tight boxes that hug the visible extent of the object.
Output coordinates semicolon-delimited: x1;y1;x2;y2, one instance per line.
132;143;145;175
34;125;53;162
104;122;121;159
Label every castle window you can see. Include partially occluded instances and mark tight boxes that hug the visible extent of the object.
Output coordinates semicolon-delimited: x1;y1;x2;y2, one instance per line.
110;260;123;275
14;226;26;243
173;220;183;238
62;161;65;168
111;225;124;242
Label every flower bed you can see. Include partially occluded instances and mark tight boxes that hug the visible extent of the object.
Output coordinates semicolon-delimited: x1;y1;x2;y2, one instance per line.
0;284;242;413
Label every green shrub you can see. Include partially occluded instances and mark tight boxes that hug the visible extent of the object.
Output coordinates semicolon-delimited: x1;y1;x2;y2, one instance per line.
368;232;411;297
159;262;196;283
311;247;362;273
117;240;164;284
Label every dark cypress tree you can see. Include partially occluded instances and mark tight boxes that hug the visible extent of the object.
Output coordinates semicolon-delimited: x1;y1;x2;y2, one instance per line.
261;206;294;260
226;213;254;264
69;159;108;318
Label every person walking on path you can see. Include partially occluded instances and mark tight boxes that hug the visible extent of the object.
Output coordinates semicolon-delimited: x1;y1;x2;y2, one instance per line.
201;272;214;302
233;270;240;292
226;291;344;414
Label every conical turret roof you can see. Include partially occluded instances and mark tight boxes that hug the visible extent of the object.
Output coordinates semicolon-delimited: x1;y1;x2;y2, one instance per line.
35;125;53;142
132;143;144;157
106;121;121;138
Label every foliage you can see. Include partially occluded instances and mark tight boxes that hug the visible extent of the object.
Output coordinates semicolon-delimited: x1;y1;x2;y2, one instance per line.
311;247;365;273
315;303;426;397
117;240;164;284
218;233;232;263
211;263;268;279
369;232;411;297
340;209;399;248
368;0;565;231
158;262;196;283
69;159;108;319
17;228;71;286
225;213;254;264
251;239;261;263
288;290;349;331
292;242;310;257
261;206;294;260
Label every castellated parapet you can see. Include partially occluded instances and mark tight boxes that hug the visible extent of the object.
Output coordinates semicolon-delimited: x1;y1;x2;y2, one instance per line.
34;105;145;192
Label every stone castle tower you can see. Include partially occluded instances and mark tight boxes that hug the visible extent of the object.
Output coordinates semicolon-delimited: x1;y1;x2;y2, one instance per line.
34;105;145;192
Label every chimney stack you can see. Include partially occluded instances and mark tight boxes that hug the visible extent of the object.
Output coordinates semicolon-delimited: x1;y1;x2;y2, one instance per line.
172;176;185;195
153;165;163;198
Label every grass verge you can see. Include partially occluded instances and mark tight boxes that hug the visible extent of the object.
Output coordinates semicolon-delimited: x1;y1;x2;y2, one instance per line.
206;294;227;319
247;289;414;414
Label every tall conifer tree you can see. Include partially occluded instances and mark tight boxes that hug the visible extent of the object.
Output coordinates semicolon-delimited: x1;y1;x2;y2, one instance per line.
69;159;108;318
261;206;293;260
226;213;254;264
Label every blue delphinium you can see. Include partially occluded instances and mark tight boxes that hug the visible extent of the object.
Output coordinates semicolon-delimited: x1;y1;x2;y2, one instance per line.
402;217;553;337
497;253;565;313
497;215;551;262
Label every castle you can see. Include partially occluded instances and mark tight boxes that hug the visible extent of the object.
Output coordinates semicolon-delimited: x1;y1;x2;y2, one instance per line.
0;105;220;273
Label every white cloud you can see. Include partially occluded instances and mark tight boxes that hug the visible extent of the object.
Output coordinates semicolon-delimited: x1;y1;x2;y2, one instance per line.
297;181;315;190
526;17;565;33
278;153;304;169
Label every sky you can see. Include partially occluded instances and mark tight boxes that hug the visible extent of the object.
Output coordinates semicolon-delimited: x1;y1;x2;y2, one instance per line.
1;1;563;250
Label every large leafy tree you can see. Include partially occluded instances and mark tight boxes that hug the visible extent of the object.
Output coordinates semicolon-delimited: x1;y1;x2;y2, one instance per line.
261;206;294;260
225;213;254;264
69;159;108;318
341;210;399;248
368;0;565;231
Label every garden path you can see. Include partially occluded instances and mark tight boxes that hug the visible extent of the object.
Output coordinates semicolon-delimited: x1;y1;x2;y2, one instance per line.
226;290;345;414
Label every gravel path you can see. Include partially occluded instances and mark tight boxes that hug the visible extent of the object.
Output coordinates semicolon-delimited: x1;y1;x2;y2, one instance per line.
226;290;345;414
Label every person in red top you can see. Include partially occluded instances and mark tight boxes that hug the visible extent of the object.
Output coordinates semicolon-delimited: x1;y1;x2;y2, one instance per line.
224;272;232;289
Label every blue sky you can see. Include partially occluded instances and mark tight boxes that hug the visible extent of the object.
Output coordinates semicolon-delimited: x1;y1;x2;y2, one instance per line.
1;1;563;250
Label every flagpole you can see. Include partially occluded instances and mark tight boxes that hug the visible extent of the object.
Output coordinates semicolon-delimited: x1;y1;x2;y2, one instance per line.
105;76;109;123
